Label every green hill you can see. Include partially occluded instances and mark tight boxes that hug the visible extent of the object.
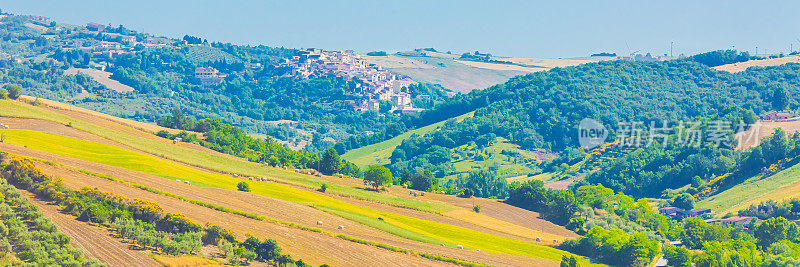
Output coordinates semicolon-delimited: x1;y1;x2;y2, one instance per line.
342;111;474;168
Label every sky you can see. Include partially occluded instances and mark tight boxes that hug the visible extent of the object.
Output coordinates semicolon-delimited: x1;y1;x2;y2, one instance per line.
2;0;799;58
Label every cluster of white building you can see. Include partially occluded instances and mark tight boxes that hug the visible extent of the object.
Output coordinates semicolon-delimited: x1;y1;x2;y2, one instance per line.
279;49;423;113
78;24;172;59
194;66;227;86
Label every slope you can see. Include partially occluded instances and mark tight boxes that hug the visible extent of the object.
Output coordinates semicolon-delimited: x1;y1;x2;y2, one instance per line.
0;98;597;266
342;112;474;168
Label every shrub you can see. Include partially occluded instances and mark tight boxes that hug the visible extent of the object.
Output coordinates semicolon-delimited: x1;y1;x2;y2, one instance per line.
159;213;201;233
458;188;474;198
473;205;481;213
129;199;163;223
319;183;327;193
237;182;250;192
78;203;111;224
203;224;235;245
4;84;20;99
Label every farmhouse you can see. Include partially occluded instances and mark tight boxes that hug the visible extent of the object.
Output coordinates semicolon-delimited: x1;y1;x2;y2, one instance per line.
706;216;754;227
103;33;136;44
658;207;681;217
86;22;106;31
195;66;227;85
25;15;51;25
762;111;791;121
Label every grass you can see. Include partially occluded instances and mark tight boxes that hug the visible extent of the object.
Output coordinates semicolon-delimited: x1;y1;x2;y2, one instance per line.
342;111;474;168
698;163;800;215
2;129;596;264
447;137;542;181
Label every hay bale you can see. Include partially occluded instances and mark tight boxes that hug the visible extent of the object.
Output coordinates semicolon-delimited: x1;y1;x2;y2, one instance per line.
317;221;323;226
337;225;343;230
536;237;541;242
457;245;463;249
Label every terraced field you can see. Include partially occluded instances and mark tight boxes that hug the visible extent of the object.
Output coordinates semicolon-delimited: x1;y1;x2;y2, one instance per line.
0;98;601;266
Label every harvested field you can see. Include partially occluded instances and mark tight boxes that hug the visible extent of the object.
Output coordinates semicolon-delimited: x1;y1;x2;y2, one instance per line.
364;55;434;69
455;60;546;72
292;173;576;241
736;119;800;149
10;149;460;267
64;68;135;92
0;143;574;266
496;57;600;68
712;55;800;73
153;256;224;267
0;100;593;265
1;104;575;242
18;191;157;267
15;95;198;136
0;118;576;242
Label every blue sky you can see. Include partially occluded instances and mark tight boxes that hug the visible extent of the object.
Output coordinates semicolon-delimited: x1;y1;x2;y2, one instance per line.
2;0;799;58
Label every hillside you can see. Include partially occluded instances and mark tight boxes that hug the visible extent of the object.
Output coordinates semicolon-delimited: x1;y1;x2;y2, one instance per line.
365;49;604;93
0;97;593;266
713;55;800;73
342;112;475;168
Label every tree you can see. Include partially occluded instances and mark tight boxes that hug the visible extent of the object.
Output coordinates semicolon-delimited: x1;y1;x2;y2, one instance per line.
237;182;250;192
755;217;791;248
664;246;691;267
773;85;789;111
673;193;695;210
560;255;578;267
0;89;7;99
410;169;436;191
171;108;188;130
4;85;20;99
319;148;341;175
459;188;474;198
363;165;392;191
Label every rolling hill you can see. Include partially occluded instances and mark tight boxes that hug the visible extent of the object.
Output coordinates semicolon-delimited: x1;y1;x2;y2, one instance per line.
0;96;596;266
365;49;607;94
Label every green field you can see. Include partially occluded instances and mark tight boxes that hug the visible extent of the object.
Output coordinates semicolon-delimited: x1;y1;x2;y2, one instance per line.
698;163;800;215
446;137;543;181
1;129;596;264
342;111;474;168
186;45;241;64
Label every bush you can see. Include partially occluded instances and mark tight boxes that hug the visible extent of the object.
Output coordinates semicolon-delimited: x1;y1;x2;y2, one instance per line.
458;188;473;198
319;184;327;193
473;205;481;213
4;84;20;99
78;203;111;224
237;182;250;192
242;237;282;261
159;213;201;233
203;224;235;245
